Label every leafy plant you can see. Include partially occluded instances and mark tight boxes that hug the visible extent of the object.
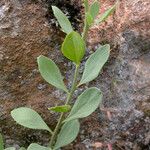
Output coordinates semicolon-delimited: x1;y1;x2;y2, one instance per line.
2;1;116;150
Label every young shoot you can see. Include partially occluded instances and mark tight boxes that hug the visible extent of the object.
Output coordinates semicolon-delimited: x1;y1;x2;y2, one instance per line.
4;1;117;150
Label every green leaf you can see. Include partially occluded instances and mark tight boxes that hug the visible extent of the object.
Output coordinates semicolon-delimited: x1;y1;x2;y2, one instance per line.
27;143;50;150
11;107;52;133
37;55;68;92
86;12;94;26
79;44;110;85
61;31;85;64
0;133;4;150
64;87;102;122
90;1;100;19
52;6;73;34
19;148;26;150
96;4;116;24
84;0;89;12
54;120;80;150
4;148;15;150
48;105;71;113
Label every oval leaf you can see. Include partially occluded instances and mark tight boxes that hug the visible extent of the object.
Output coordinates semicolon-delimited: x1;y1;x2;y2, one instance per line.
54;120;80;150
61;31;86;64
64;87;102;122
79;44;110;86
4;148;15;150
27;143;50;150
37;55;68;92
0;133;4;150
96;4;116;24
11;107;52;133
52;6;73;34
90;1;100;19
48;105;71;113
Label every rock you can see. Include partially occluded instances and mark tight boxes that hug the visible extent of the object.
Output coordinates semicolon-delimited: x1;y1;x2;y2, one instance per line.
84;0;150;149
0;0;150;149
0;0;57;147
88;0;150;45
0;0;81;148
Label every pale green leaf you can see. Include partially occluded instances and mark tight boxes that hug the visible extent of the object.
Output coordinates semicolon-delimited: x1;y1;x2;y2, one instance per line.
86;12;94;26
19;148;26;150
64;87;102;122
4;148;15;150
61;31;85;64
27;143;50;150
0;133;4;150
96;4;116;24
54;120;80;150
37;55;68;92
48;105;71;113
79;44;110;85
11;107;52;133
90;1;100;19
84;0;89;12
52;6;73;34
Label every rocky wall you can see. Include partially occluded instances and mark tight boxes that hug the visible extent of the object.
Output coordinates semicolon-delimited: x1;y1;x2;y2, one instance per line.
0;0;150;149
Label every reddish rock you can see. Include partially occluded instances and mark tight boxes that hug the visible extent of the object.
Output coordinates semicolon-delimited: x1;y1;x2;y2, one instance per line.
0;0;63;147
83;0;150;149
88;0;150;46
0;0;82;148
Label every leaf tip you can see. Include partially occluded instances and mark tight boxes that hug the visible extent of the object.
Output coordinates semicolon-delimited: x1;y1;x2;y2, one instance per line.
51;5;56;10
37;55;44;62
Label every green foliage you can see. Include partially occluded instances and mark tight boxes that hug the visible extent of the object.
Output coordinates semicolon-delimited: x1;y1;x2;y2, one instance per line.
84;0;89;12
61;31;85;64
27;144;50;150
86;12;94;26
54;120;80;150
4;148;15;150
37;55;68;92
96;3;116;24
64;88;102;122
48;105;71;113
9;1;115;150
0;133;4;150
90;1;100;19
85;1;100;27
19;148;26;150
11;107;52;133
79;44;110;85
52;6;73;34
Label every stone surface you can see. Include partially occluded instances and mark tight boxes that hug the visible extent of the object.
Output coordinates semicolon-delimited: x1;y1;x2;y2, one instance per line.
0;0;59;147
0;0;82;148
83;0;150;149
0;0;150;149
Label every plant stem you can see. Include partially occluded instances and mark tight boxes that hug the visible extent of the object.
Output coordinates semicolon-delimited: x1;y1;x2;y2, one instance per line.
66;64;80;104
82;0;89;41
49;64;80;148
49;1;89;147
82;19;89;41
83;0;89;12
